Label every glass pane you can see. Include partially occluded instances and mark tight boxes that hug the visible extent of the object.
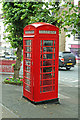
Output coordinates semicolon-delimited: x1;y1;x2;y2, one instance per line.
43;80;52;86
25;53;27;58
25;85;30;91
25;53;31;59
54;47;55;52
43;47;47;52
40;87;42;93
26;40;32;45
53;67;55;72
43;40;53;46
53;60;55;65
40;67;43;73
53;80;55;84
25;60;31;66
40;47;42;53
26;47;31;52
41;60;53;66
43;53;53;59
53;73;55;77
28;53;31;59
43;54;47;59
25;66;30;72
43;67;52;73
25;79;30;85
54;54;55;59
41;40;42;46
43;86;52;92
40;74;43;80
25;72;30;79
43;47;53;52
54;40;55;46
43;60;52;66
43;73;53;79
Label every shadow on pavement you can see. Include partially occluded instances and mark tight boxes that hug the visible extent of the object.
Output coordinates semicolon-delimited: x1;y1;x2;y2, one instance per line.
59;68;75;71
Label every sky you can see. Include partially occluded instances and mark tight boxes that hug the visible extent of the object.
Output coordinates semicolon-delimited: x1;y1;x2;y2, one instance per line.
74;0;79;5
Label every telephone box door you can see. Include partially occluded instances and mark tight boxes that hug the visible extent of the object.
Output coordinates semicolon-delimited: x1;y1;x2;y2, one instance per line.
23;38;33;101
34;37;59;102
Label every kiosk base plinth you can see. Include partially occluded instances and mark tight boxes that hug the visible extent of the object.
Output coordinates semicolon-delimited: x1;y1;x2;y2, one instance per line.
23;96;60;105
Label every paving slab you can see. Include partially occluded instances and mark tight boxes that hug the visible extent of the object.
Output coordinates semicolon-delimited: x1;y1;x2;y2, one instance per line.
0;103;19;118
1;83;78;118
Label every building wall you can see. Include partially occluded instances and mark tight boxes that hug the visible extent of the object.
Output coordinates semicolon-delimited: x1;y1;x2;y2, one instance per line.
0;3;11;55
65;31;78;51
59;0;79;52
59;28;65;52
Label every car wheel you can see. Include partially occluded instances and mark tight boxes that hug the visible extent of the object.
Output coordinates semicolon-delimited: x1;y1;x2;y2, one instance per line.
66;67;71;70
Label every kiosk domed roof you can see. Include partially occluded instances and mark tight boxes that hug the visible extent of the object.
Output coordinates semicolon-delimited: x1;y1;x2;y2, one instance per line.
30;22;54;28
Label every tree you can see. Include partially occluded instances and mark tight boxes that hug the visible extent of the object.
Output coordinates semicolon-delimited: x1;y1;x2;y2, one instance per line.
2;1;79;78
2;2;44;78
29;1;80;36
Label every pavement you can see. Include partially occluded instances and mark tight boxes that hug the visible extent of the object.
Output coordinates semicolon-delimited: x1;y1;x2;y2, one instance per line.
0;65;79;119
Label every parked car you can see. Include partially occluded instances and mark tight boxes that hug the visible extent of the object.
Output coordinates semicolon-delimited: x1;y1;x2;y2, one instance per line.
5;53;16;60
0;53;5;59
59;52;76;70
10;54;16;60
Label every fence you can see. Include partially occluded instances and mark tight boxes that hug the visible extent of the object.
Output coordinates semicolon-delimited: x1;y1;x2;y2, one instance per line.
0;60;23;76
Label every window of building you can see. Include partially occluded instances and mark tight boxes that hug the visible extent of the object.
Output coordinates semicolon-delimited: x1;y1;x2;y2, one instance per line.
0;35;1;42
74;33;80;41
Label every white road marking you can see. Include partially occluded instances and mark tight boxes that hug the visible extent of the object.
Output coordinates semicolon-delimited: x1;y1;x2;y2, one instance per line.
71;80;78;82
74;85;79;87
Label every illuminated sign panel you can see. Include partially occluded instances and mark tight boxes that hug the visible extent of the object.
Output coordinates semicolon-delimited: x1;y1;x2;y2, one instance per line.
39;30;56;34
25;30;34;34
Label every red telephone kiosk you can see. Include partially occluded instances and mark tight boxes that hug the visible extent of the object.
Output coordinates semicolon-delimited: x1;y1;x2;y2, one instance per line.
23;22;59;103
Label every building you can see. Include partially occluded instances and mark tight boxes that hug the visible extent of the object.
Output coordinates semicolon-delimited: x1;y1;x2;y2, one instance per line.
65;28;80;63
0;3;16;56
65;0;80;63
59;0;80;62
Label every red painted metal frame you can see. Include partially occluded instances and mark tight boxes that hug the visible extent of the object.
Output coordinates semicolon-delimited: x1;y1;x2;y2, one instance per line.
23;22;59;102
23;37;34;101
